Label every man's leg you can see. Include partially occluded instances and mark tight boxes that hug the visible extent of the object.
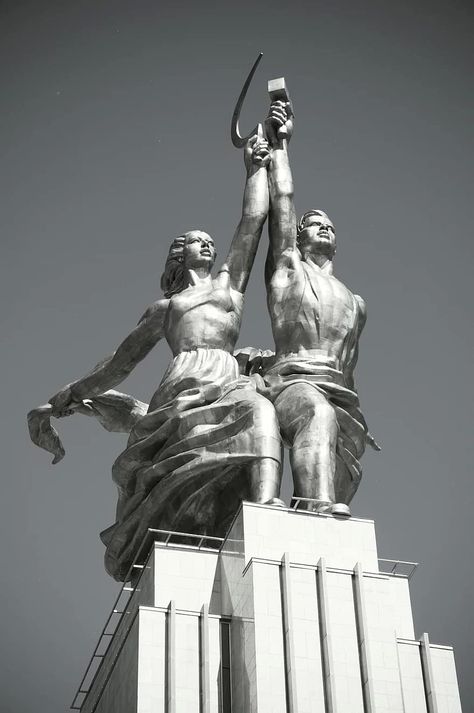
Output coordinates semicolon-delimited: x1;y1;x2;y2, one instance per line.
274;383;341;511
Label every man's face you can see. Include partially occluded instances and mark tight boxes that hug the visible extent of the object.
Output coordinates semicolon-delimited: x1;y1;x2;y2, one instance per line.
182;231;217;270
299;213;336;258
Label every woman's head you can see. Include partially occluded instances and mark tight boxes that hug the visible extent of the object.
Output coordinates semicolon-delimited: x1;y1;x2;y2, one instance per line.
160;230;217;297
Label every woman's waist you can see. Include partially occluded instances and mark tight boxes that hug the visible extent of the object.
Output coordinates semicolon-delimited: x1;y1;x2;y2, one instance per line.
149;347;243;409
170;344;235;358
162;347;240;383
166;317;240;354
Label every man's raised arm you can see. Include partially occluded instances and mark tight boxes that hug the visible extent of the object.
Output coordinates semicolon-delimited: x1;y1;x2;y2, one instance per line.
265;101;297;276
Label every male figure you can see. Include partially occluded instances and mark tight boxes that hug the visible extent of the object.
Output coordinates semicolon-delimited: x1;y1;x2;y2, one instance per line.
264;101;378;515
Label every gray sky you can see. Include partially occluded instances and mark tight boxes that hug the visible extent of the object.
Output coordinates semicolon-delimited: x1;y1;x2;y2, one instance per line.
1;0;473;710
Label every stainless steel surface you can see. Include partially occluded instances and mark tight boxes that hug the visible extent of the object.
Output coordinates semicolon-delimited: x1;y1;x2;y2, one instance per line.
29;132;282;581
231;52;263;148
267;77;293;141
29;72;379;584
264;96;379;516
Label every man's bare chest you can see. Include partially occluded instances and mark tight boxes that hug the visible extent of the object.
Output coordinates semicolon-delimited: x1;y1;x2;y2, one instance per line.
271;268;356;324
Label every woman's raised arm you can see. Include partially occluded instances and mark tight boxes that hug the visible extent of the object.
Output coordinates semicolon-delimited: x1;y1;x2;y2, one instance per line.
223;133;271;294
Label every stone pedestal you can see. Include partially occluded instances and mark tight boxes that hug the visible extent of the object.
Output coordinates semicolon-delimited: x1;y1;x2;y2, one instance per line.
78;503;463;713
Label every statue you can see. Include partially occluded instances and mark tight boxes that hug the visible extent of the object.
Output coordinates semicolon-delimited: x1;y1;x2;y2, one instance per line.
28;58;378;581
261;97;379;516
28;136;282;581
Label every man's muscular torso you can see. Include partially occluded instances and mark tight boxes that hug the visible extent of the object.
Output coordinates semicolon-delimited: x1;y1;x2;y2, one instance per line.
267;250;364;376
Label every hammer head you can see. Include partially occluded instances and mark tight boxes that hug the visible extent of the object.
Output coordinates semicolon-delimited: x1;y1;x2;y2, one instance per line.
268;77;293;140
268;77;290;104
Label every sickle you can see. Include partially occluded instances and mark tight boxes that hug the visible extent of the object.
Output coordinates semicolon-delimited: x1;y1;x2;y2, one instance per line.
231;53;263;148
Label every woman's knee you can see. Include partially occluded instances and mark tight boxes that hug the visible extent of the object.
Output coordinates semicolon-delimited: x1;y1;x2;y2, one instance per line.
254;393;279;426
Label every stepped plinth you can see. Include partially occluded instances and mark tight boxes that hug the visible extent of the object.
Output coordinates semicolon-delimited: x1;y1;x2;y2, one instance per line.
74;503;462;713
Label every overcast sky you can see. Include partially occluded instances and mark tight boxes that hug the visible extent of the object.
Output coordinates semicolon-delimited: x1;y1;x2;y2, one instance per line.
1;0;473;710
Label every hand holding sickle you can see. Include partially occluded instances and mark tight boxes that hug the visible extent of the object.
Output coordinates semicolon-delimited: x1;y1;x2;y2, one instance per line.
231;52;294;152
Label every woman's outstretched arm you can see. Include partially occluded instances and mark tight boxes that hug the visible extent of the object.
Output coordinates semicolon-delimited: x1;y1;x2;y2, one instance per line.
49;299;168;413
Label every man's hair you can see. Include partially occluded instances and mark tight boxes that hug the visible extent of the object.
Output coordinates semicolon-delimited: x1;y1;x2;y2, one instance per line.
160;234;187;298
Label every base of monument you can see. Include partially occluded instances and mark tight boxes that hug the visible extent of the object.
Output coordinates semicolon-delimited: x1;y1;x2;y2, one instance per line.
73;502;463;713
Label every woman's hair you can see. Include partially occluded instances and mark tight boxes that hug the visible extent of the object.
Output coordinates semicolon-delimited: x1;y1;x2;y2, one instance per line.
160;234;187;298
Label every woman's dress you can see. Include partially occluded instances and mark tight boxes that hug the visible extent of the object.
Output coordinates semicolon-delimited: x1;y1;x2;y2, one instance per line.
99;276;281;579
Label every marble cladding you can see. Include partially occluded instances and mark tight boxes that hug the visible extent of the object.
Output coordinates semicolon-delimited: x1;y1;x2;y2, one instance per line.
80;502;463;713
226;502;380;571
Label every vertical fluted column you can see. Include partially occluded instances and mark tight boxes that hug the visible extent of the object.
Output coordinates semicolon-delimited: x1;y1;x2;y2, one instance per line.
281;552;298;713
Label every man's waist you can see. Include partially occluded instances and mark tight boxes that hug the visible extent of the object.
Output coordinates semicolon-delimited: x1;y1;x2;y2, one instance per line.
273;349;341;370
266;351;345;387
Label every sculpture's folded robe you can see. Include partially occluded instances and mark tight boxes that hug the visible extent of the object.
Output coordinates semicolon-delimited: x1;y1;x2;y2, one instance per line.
100;348;280;581
263;356;379;505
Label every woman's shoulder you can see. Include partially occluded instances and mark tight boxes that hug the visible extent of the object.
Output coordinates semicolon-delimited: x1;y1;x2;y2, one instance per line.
138;298;169;325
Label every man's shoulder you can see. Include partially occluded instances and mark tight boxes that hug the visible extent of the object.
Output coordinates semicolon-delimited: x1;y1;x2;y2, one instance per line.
354;294;367;324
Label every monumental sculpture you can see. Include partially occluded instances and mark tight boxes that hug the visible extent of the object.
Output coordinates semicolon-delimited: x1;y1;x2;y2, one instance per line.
262;99;379;517
28;59;377;581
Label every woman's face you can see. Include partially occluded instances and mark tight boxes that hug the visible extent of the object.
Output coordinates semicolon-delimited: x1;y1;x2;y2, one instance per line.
182;231;217;271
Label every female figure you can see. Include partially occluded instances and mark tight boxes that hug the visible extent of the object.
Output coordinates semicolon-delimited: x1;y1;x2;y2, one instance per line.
46;136;281;580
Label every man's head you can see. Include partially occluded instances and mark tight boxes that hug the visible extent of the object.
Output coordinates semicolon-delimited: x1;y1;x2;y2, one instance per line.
297;210;336;261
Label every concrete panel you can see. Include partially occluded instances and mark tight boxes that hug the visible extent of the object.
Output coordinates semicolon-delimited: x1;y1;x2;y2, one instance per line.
175;614;200;713
152;545;219;611
326;570;365;712
94;615;139;713
238;503;379;571
430;646;463;713
289;565;326;713
397;640;428;713
385;575;415;639
252;561;287;713
359;571;405;712
137;608;166;713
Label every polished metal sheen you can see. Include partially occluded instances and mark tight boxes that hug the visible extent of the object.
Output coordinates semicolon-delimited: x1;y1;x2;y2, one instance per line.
28;68;377;580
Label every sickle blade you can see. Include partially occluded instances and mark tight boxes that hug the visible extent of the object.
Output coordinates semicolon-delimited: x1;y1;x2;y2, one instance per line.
231;52;263;148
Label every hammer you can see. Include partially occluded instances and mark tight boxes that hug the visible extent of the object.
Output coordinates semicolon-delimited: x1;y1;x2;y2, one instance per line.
231;54;294;148
267;76;293;141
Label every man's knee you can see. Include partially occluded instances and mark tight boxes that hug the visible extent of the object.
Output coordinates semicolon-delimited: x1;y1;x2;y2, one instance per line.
283;395;335;431
306;400;336;428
